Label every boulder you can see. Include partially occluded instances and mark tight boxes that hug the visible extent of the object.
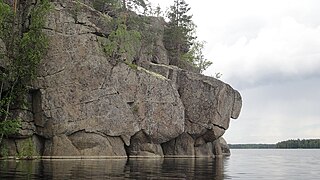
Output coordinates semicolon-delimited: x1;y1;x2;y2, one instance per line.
176;70;242;138
195;142;214;157
126;130;163;157
68;131;126;156
217;137;231;156
162;133;195;157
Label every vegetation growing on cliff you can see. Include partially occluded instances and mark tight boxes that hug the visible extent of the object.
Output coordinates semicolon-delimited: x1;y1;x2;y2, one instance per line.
101;0;161;66
0;0;51;147
93;0;121;16
95;0;212;73
104;14;142;64
93;0;149;14
183;41;213;73
164;0;212;72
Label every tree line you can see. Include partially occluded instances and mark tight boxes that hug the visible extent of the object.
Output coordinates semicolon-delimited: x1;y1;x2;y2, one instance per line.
276;139;320;149
229;139;320;149
229;144;276;149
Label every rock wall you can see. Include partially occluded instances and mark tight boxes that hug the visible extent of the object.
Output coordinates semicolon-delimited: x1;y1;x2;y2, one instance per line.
1;0;242;158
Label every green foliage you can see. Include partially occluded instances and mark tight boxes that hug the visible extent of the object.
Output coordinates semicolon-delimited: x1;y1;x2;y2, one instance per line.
92;0;149;14
164;0;197;68
0;0;10;22
163;0;213;73
5;0;51;89
29;0;51;31
0;0;12;29
104;15;141;63
0;0;14;54
102;3;161;66
167;0;193;28
124;60;138;70
92;0;121;13
18;138;37;159
0;141;9;157
276;139;320;149
126;15;160;58
125;12;146;31
0;119;21;137
0;0;51;145
18;0;51;80
182;41;212;73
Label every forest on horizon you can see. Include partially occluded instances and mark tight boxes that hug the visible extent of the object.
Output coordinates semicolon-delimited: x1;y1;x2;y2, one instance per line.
229;139;320;149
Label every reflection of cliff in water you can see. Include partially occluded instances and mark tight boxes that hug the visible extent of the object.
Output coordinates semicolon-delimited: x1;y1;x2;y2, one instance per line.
0;158;227;179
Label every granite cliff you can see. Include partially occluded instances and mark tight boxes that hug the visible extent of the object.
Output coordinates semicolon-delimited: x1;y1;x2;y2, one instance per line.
1;0;242;158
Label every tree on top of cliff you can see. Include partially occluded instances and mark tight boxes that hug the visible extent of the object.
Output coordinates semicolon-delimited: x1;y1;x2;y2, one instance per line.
164;0;195;63
182;41;213;73
164;0;212;73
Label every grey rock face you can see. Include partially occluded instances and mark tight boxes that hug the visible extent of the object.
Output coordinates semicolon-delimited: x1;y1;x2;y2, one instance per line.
177;70;241;135
31;1;184;156
161;134;232;157
195;142;214;157
162;133;195;157
1;1;241;157
217;137;231;156
126;130;164;157
43;131;126;156
137;17;169;66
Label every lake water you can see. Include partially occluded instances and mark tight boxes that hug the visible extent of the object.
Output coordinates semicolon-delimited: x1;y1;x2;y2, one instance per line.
0;149;319;179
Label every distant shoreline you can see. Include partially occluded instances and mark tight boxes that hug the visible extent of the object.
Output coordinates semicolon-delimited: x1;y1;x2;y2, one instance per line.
229;144;276;149
229;138;320;149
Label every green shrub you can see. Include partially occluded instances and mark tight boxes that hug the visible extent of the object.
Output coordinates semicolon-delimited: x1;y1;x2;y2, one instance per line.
104;15;141;63
0;0;51;145
0;143;9;157
18;138;37;159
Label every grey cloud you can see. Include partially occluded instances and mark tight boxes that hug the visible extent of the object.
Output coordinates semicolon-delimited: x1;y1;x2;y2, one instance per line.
223;18;265;46
225;76;320;143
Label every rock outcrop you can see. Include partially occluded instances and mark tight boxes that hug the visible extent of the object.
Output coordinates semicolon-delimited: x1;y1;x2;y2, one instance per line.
0;0;242;158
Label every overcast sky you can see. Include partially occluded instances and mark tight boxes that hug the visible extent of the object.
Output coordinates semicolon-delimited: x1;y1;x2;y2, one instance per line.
149;0;320;143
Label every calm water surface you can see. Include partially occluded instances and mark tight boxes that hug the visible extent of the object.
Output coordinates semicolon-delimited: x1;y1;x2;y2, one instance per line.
0;149;319;179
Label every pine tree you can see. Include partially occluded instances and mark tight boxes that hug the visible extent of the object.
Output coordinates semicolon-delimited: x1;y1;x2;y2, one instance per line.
164;0;196;67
